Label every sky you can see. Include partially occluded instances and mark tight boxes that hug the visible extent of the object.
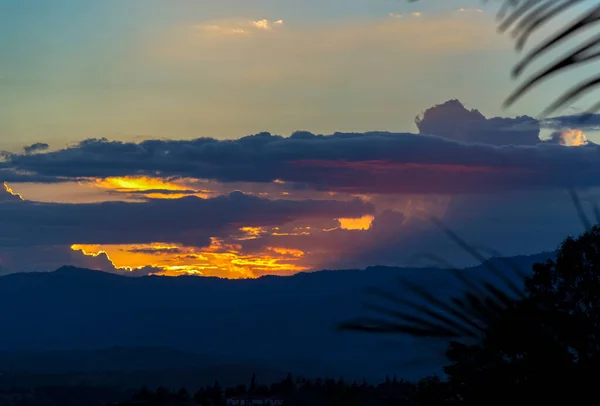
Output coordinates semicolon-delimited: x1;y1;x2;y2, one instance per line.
2;0;600;278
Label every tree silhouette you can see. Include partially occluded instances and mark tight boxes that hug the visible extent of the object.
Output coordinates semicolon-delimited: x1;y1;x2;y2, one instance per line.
435;226;600;404
176;387;190;402
340;190;600;402
122;374;423;405
415;376;450;406
338;216;526;342
340;191;599;339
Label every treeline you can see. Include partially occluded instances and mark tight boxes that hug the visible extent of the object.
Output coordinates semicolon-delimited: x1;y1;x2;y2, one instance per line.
118;373;428;406
338;225;600;405
0;385;129;406
120;225;600;405
0;372;440;406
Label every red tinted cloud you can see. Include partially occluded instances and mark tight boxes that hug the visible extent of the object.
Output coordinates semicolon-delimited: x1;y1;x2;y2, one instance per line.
2;100;598;195
286;159;535;194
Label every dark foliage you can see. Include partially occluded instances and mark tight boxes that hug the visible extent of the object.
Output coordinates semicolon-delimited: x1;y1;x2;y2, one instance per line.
342;218;600;404
0;385;130;406
339;191;598;343
117;373;421;406
338;217;526;343
438;225;600;405
339;182;600;402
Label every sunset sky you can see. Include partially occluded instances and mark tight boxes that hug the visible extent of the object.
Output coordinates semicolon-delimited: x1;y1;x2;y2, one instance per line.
2;0;600;278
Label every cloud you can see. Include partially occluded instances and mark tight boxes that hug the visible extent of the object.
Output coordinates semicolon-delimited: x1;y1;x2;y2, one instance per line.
23;143;49;154
0;244;164;277
238;189;600;272
415;99;541;145
252;19;283;31
91;176;211;200
0;169;68;184
4;100;600;277
457;8;484;13
541;113;600;131
70;235;313;279
156;12;504;86
175;12;493;51
1;182;23;202
0;245;117;276
0;186;372;248
0;184;373;276
543;129;591;147
3;120;600;195
338;188;600;269
190;18;284;37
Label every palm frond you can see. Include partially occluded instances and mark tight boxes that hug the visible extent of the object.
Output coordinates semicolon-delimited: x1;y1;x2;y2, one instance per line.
569;187;592;231
429;217;526;300
407;253;486;293
338;219;524;342
469;245;528;280
339;189;596;351
412;0;600;117
501;0;600;117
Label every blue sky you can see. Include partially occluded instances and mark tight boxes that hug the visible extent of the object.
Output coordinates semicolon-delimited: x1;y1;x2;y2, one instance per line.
2;0;600;278
4;0;597;152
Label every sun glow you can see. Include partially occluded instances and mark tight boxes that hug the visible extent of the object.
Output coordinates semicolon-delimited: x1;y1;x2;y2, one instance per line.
268;247;305;257
336;214;375;230
71;238;307;278
237;226;268;240
559;129;588;146
2;182;24;200
88;176;211;199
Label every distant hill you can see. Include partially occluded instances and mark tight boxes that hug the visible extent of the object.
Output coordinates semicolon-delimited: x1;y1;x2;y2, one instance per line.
0;252;554;387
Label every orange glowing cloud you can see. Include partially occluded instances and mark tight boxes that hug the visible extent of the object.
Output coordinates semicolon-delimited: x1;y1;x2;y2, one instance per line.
558;129;588;147
271;226;311;236
237;226;268;240
71;237;308;279
88;176;211;199
3;182;24;200
337;214;375;231
267;247;305;257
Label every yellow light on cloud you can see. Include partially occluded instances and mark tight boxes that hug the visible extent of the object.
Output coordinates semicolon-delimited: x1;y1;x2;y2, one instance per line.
89;176;210;199
337;214;375;230
238;226;267;240
268;247;305;257
3;182;24;200
559;129;588;146
71;237;307;279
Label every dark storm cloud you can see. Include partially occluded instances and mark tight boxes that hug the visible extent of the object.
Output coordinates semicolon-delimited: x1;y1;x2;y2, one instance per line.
542;113;600;131
23;142;50;154
0;245;164;276
415;99;541;145
416;100;600;136
333;189;600;270
0;188;373;248
0;169;67;184
4;132;600;194
3;101;600;194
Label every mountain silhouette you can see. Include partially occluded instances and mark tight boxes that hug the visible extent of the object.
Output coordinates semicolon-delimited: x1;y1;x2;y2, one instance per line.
0;252;554;384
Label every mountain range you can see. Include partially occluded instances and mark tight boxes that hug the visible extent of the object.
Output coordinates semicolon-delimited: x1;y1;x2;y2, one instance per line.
0;251;554;389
